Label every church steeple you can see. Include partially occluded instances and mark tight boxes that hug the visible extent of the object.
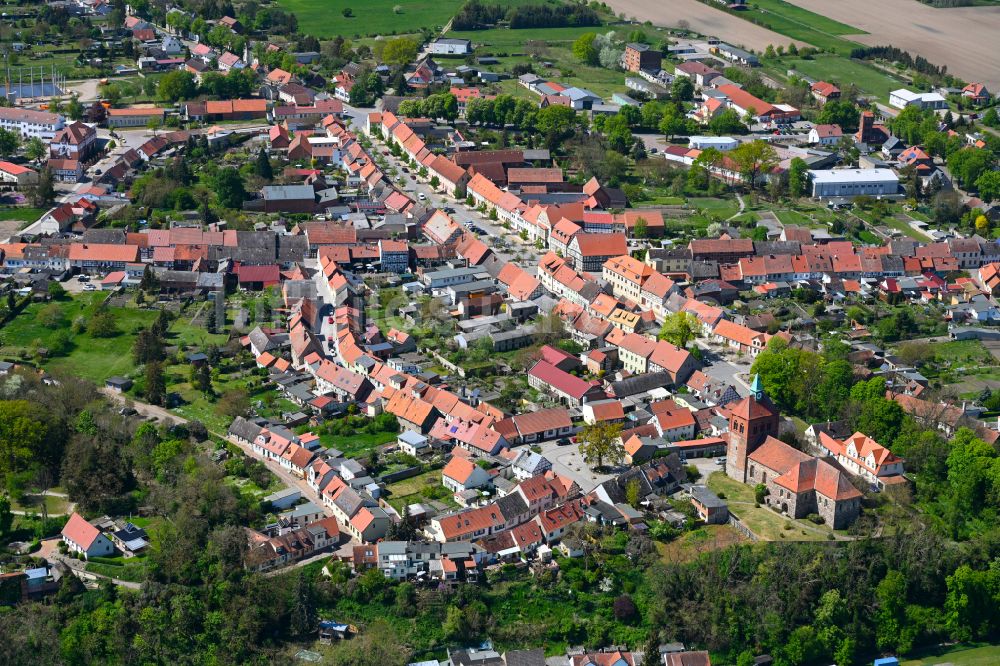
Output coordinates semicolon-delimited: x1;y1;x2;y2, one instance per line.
751;373;764;401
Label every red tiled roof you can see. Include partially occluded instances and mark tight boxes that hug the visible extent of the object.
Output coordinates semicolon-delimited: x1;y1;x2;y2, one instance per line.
62;512;101;550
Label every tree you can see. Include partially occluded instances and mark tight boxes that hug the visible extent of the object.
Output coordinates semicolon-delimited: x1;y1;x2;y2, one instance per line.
158;70;197;102
38;303;65;329
87;309;118;338
947;147;993;189
28;166;54;209
0;495;11;536
671;76;694;101
708;108;747;135
815;100;860;133
146;361;166;406
0;128;20;156
47;281;66;301
788;157;808;198
381;36;419;67
24;136;46;163
729;140;779;190
254;147;273;181
195;363;212;395
658;312;698;348
613;594;638;622
983;107;1000;128
342;7;353;17
572;33;599;66
212;168;247;209
218;389;250;418
0;401;50;491
133;328;164;364
975;170;1000;202
139;265;159;292
578;421;624;469
535;105;580;148
625;478;641;508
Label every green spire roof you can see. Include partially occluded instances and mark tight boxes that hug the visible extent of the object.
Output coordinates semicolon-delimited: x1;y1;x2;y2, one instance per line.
750;373;764;397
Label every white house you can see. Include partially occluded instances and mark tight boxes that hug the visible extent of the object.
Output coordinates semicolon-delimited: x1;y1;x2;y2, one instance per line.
61;512;115;559
688;136;738;151
808;124;843;146
889;88;948;110
428;38;472;55
397;430;430;456
0;106;65;140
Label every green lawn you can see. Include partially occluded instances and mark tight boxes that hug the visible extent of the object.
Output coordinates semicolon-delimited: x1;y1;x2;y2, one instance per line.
780;55;907;102
885;215;932;241
85;558;148;583
901;644;1000;666
751;0;864;35
931;340;995;365
0;292;158;383
11;493;71;516
277;0;464;37
385;468;457;513
450;24;631;99
326;430;399;459
0;207;45;224
706;472;838;542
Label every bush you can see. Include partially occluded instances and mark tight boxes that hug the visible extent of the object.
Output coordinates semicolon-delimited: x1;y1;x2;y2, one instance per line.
807;513;825;525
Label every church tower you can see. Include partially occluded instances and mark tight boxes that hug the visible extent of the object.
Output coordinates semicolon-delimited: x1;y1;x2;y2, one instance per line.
725;374;780;482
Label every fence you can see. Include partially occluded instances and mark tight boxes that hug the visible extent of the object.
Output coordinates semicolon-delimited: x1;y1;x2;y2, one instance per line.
728;513;760;541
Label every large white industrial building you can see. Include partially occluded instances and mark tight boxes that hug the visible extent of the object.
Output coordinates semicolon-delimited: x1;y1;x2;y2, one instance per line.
808;169;900;199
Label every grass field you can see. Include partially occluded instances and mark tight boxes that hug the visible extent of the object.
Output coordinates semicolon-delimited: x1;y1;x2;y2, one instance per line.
901;644;1000;666
385;468;455;513
780;54;906;101
656;524;746;563
451;25;631;99
277;0;464;37
706;472;840;541
0;292;231;385
0;292;158;383
0;207;45;223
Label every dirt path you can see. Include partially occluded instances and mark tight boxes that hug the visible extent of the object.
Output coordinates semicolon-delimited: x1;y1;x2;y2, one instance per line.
604;0;807;52
784;0;1000;90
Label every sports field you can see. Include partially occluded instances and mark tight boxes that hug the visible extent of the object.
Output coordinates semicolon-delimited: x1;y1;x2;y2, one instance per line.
276;0;464;37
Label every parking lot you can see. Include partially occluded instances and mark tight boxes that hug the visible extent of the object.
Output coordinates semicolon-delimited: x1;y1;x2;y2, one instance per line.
62;274;101;294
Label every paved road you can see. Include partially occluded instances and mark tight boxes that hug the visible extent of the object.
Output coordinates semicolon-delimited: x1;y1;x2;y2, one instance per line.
358;113;544;270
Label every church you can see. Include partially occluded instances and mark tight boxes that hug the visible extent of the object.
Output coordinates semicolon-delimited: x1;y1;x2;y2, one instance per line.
725;376;863;529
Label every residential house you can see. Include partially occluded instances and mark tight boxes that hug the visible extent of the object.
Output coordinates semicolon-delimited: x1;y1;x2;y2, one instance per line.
61;513;115;559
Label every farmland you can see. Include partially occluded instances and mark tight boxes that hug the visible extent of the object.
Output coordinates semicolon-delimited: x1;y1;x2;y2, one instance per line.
604;0;807;51
735;0;866;55
785;0;1000;89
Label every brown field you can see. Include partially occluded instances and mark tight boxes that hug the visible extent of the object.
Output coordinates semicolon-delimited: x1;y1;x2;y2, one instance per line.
605;0;807;52
785;0;1000;89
